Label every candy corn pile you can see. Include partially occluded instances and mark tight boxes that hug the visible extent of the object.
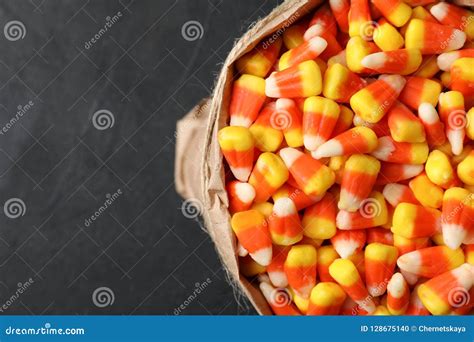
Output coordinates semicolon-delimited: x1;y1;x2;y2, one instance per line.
218;0;474;316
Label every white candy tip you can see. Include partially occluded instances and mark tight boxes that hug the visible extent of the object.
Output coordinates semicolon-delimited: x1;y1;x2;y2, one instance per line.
379;74;406;93
304;135;325;151
234;182;256;203
273;197;297;216
230;166;251;182
361;53;386;70
387;273;406;298
382;183;406;207
336;210;351;230
334;240;359;259
397;251;421;274
230;116;252;128
268;271;288;288
251;247;272;267
442;224;466;250
418;103;439;124
265;72;280;98
279;147;303;168
402;164;424;178
304;24;324;41
437;52;459;71
430;2;450;21
312;139;343;159
446;30;466;52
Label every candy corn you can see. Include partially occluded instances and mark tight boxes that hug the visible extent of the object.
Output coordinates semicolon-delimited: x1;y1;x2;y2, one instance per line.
266;60;322;98
268;197;303;246
408;172;444;209
249;152;289;203
376;162;424;185
457;151;474;186
284;244;317;298
405;19;466;54
386;272;410;315
371;136;429;164
331;230;367;259
278;37;328;70
417;103;446;147
373;19;404;51
307;282;346;315
329;0;350;33
218;126;254;181
399;77;442;110
383;183;419;207
312;126;378;159
226;180;255;213
337;191;388;230
350;75;406;123
302;192;337;239
231;210;272;266
361;49;422;75
348;0;372;39
441;187;474;250
267;246;290;287
339;154;380;211
398;246;465;278
387;102;426;143
430;2;474;40
371;0;412;28
418;263;474;315
317;245;339;282
275;98;304;147
437;49;474;71
365;243;398;297
329;258;376;313
450;58;474;97
303;96;340;150
217;1;474;316
236;37;282;77
392;203;441;239
229;74;266;127
249;103;284;152
323;63;366;103
438;91;466;155
279;147;335;197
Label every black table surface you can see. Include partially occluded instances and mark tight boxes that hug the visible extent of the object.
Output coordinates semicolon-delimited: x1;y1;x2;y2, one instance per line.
0;0;283;314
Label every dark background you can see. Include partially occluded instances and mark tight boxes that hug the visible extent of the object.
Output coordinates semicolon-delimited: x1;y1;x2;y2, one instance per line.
0;0;283;314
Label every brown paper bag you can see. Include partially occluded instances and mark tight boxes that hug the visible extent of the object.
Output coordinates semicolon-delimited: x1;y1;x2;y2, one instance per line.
175;0;323;315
